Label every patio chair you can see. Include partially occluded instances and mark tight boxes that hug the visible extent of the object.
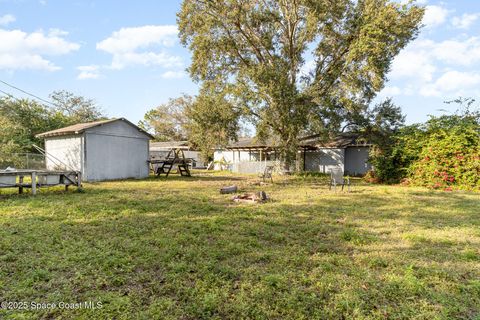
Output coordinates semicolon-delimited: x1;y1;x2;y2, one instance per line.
329;167;350;192
259;165;274;183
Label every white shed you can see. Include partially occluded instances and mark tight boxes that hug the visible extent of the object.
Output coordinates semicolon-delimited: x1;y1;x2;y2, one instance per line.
36;118;154;181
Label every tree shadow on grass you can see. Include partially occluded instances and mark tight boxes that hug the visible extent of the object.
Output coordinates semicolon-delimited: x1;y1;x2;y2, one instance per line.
0;195;358;318
276;190;480;229
0;183;479;319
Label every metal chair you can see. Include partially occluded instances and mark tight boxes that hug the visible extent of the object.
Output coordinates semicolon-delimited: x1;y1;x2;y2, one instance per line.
329;167;350;192
259;165;274;183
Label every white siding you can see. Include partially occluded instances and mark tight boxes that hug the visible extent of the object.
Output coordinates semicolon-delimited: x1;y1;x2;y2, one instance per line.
150;149;203;168
214;149;235;163
85;134;148;181
232;160;278;174
214;150;263;164
84;121;149;181
304;148;345;173
214;149;267;170
43;119;151;181
238;150;250;162
44;135;82;171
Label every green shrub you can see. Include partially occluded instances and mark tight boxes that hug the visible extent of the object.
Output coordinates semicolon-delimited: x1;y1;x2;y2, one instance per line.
368;125;423;184
368;99;480;190
409;123;480;191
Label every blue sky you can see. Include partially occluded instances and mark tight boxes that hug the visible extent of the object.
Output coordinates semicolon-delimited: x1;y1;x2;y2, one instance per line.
0;0;479;125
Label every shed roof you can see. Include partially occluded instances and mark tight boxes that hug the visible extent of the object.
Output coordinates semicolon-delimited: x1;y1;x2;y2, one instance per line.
36;118;154;139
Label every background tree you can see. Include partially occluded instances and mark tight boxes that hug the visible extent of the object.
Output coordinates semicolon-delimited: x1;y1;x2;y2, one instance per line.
185;84;242;161
178;0;424;165
358;99;408;183
139;94;193;142
0;92;106;166
0;97;63;151
141;87;242;161
49;90;106;124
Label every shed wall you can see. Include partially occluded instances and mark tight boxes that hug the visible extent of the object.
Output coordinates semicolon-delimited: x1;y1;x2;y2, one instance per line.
84;121;150;181
44;135;83;171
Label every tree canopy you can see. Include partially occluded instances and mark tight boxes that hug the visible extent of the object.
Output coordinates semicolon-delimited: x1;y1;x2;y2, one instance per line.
0;91;106;164
49;90;105;124
139;95;193;142
178;0;424;163
141;88;242;160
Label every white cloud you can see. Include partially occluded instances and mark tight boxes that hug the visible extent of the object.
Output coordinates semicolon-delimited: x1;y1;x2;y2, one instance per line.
97;25;177;53
388;35;480;98
109;52;182;70
77;65;101;80
435;71;480;91
423;5;449;28
390;42;436;82
0;14;15;26
160;70;186;79
97;25;182;70
391;37;480;78
430;38;480;66
379;86;402;97
420;71;480;97
0;28;80;71
452;13;480;30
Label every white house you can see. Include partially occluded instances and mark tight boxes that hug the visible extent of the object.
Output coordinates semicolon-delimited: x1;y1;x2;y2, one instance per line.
36;118;154;181
214;134;372;176
150;141;204;168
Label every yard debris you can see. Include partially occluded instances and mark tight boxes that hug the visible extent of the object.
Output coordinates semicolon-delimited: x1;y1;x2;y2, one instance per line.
248;181;270;186
220;185;238;194
232;191;268;203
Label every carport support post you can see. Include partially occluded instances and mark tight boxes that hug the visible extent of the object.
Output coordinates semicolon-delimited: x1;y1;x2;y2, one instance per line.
303;147;306;171
19;176;23;194
31;172;36;195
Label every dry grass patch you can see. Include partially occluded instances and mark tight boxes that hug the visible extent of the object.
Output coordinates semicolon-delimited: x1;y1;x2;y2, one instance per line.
0;172;479;319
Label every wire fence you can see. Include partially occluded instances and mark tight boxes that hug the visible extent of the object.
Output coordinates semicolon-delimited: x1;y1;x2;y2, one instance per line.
0;153;46;170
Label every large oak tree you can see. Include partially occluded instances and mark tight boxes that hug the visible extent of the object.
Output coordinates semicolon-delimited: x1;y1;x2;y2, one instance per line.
178;0;424;164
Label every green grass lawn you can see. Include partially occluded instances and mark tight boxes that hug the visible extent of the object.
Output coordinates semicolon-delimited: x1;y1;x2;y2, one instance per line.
0;172;479;319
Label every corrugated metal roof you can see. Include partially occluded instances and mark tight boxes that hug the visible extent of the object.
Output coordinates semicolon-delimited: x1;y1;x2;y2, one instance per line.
36;118;154;139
